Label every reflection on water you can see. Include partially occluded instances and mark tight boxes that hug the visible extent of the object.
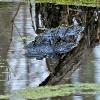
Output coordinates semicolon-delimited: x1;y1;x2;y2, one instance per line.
72;96;82;100
69;45;100;100
0;2;14;95
0;2;49;100
94;45;100;83
6;3;49;100
0;2;100;100
94;45;100;100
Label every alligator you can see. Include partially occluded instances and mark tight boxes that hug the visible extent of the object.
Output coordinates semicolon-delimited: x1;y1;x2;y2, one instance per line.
25;42;77;60
25;25;84;60
54;42;77;54
25;43;55;60
34;25;85;44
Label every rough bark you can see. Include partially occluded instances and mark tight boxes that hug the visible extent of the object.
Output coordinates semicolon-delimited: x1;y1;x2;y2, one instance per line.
35;4;100;86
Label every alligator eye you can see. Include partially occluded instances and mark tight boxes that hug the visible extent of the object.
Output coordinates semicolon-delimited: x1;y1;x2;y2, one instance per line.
32;41;35;44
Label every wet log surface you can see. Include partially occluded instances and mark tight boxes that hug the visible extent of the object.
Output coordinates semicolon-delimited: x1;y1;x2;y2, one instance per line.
35;4;100;85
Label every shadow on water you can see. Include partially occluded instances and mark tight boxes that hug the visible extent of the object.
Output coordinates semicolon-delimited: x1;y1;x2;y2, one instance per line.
0;2;14;95
0;2;100;100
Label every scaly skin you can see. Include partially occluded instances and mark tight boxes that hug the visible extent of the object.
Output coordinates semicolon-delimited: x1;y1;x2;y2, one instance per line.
25;25;84;60
34;25;84;44
25;42;77;60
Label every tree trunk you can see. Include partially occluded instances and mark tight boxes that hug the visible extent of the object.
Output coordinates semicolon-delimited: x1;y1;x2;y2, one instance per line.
35;4;100;86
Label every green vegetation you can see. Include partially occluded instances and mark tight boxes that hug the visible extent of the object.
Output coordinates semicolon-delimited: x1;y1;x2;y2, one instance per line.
0;95;10;99
0;83;100;99
35;0;100;7
0;0;99;7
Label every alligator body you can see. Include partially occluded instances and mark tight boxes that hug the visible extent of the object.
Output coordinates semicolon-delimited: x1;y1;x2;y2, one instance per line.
25;43;55;60
25;42;77;60
25;25;84;60
34;25;84;44
54;42;77;54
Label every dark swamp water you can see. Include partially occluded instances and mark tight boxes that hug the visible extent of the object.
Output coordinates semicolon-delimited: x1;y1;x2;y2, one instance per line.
0;2;100;100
